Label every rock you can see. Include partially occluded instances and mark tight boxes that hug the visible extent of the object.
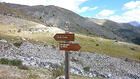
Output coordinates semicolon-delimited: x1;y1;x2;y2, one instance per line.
56;76;65;79
0;39;7;43
21;37;26;41
126;73;140;79
70;67;82;75
30;61;37;66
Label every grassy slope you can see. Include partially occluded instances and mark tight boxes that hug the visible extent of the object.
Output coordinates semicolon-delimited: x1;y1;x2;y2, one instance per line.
0;64;103;79
0;23;140;62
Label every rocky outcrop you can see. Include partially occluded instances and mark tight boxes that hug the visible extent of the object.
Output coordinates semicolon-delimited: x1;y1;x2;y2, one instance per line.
0;42;140;79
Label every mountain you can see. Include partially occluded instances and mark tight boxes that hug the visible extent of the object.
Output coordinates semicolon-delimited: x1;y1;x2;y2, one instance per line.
0;3;140;79
2;3;139;45
129;21;140;28
0;3;43;24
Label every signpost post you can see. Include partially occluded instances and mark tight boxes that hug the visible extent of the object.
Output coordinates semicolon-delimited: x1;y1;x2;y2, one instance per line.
54;22;81;79
65;22;70;79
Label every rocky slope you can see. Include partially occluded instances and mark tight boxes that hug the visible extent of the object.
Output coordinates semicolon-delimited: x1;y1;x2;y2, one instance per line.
0;42;140;79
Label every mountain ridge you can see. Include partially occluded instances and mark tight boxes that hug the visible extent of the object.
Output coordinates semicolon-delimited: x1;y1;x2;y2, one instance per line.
129;21;140;28
0;2;140;45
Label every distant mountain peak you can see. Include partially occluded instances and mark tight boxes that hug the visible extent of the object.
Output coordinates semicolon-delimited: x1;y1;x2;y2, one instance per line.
129;21;140;28
129;21;140;26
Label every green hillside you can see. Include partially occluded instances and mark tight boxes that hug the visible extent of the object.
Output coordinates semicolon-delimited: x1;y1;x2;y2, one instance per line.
0;21;140;62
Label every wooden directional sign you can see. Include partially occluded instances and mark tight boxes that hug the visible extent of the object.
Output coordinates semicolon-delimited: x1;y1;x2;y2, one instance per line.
60;43;81;51
54;33;74;41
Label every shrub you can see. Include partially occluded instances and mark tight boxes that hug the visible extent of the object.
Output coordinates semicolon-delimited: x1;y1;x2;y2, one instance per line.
52;63;65;78
0;58;22;66
96;44;99;46
9;59;22;66
17;29;21;33
52;69;64;78
83;66;90;71
18;65;29;70
130;47;135;50
0;58;9;64
13;42;23;47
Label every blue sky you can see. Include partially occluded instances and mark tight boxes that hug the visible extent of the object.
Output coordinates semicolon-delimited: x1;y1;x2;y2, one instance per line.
79;0;132;17
0;0;140;23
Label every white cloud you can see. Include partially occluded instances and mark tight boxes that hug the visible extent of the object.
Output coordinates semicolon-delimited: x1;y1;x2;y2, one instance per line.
95;1;140;23
1;0;97;13
96;10;115;17
78;7;90;12
123;1;140;10
109;8;140;23
89;6;98;10
108;1;140;23
78;6;98;12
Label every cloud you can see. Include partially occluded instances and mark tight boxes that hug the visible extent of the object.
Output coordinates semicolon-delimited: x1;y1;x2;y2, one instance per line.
89;6;98;10
78;6;98;12
109;1;140;23
109;8;140;23
0;0;97;13
96;10;115;17
95;1;140;23
123;1;140;10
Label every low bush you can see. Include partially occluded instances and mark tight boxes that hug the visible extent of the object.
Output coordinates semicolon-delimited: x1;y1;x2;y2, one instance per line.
52;69;64;78
96;44;99;46
52;63;65;78
13;41;23;47
0;58;22;66
9;59;22;66
83;66;90;71
0;58;9;64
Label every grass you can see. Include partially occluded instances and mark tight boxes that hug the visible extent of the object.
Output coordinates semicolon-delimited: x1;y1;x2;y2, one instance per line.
52;69;65;79
75;34;140;62
0;58;22;66
0;22;140;62
0;63;105;79
28;74;39;79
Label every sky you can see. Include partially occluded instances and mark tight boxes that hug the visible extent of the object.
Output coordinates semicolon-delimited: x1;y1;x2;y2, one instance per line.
0;0;140;23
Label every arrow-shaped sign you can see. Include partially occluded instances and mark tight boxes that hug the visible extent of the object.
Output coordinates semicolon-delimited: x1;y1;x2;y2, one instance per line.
54;33;74;41
60;43;81;51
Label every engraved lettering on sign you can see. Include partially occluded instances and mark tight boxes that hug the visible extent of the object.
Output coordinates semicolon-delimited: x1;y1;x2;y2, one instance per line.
60;44;69;48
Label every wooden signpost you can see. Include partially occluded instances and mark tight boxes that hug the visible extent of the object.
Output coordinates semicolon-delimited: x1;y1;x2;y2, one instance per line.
53;33;74;41
54;22;81;79
60;43;81;51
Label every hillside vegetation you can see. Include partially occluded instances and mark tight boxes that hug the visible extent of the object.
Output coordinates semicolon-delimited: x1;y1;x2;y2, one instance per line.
0;15;140;62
